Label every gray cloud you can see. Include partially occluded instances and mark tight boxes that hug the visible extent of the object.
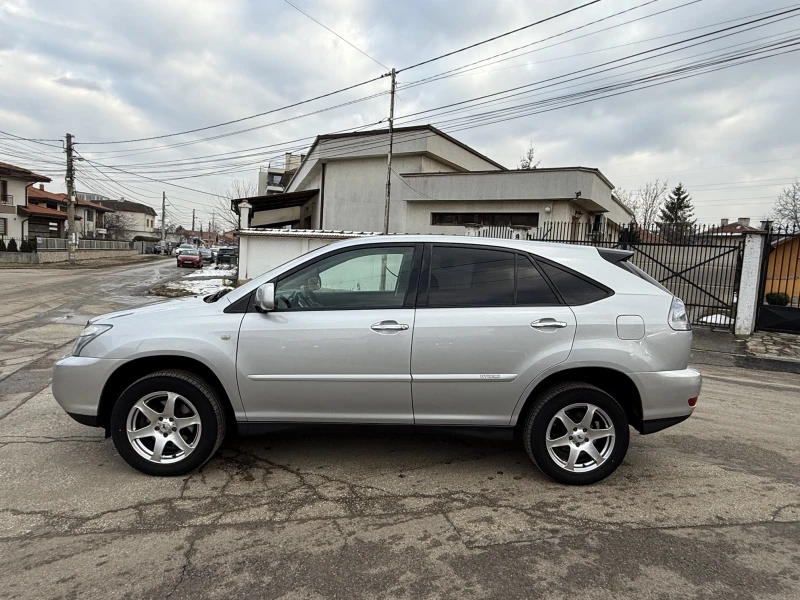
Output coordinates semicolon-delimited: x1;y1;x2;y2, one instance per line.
52;74;104;92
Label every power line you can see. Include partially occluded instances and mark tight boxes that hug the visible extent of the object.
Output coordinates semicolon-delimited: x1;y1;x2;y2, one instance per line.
77;77;388;146
396;0;604;73
282;0;388;70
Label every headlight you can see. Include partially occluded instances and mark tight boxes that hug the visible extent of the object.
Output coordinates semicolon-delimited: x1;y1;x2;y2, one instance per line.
72;324;113;356
668;297;691;331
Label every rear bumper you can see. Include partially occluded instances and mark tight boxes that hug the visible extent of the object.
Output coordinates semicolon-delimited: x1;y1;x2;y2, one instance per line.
52;355;125;421
630;368;702;432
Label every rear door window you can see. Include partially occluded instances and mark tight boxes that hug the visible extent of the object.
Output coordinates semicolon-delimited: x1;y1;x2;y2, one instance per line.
516;256;559;305
428;246;515;307
538;260;611;305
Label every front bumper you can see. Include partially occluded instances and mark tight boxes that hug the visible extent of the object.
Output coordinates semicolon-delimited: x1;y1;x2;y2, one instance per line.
52;355;126;422
629;368;702;433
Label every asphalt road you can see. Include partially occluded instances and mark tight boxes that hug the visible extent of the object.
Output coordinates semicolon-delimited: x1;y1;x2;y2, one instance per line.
1;261;799;599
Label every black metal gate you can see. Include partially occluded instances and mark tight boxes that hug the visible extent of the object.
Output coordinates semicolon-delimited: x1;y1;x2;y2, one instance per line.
480;222;745;330
756;225;800;333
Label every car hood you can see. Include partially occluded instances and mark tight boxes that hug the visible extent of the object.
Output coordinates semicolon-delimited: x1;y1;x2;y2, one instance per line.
89;296;216;324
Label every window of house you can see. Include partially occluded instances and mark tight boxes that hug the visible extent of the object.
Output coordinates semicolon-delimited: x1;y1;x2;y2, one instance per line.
430;213;539;228
0;217;7;235
1;180;9;205
538;260;610;305
276;246;415;310
516;256;559;305
427;246;515;307
87;210;94;222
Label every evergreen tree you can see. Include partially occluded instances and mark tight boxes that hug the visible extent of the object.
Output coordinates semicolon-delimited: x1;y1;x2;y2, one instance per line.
6;238;18;252
659;183;695;224
0;239;5;252
659;183;695;242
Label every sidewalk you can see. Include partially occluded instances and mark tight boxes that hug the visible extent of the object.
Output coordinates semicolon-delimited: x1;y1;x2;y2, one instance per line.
692;327;800;374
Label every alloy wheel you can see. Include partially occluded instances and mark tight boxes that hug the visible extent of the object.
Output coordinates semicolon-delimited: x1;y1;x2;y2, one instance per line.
126;391;202;464
545;403;616;472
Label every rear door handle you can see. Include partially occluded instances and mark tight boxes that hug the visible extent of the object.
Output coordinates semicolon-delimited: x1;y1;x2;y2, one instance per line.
371;320;410;332
531;318;568;329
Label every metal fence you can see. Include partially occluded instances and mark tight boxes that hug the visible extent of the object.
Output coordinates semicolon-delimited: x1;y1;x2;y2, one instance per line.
35;237;133;250
756;224;800;333
477;221;746;329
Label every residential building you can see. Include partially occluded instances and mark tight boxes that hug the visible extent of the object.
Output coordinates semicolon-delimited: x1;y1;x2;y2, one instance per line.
29;185;115;238
0;161;57;240
257;153;305;196
75;191;110;203
235;125;632;237
95;199;158;239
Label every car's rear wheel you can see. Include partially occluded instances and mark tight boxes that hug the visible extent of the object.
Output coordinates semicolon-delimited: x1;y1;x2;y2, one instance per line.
110;370;226;476
523;382;629;485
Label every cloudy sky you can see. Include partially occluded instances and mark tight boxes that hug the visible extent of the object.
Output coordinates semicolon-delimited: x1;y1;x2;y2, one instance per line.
1;0;799;228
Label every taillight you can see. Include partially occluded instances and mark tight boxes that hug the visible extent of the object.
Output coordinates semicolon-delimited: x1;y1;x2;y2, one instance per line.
668;297;691;331
688;397;698;407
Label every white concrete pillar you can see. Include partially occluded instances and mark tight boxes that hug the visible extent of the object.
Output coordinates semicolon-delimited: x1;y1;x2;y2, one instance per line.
237;200;252;231
734;231;766;337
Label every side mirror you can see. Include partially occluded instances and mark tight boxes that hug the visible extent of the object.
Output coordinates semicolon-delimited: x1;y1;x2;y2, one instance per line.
255;283;275;312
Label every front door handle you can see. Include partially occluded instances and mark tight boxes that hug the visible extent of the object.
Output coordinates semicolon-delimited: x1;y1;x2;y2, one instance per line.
371;320;410;332
531;318;568;329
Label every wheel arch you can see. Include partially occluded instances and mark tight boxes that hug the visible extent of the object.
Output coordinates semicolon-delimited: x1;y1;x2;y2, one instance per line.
513;366;643;433
98;355;237;436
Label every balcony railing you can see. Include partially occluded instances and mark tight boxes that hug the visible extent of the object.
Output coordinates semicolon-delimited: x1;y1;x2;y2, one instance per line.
1;195;12;205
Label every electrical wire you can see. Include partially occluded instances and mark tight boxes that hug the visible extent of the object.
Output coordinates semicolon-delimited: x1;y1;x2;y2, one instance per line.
282;0;388;70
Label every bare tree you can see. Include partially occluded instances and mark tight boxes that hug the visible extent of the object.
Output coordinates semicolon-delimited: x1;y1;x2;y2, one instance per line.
517;142;540;170
773;179;800;228
103;212;136;240
628;179;668;231
214;178;258;232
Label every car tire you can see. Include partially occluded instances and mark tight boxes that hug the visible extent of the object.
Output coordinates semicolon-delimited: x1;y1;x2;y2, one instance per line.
523;382;629;485
110;370;226;476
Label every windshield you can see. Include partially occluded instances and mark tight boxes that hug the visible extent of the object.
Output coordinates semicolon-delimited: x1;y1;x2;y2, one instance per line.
182;250;199;256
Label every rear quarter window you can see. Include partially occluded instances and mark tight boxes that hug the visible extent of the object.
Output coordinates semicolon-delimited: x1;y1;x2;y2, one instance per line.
537;260;611;305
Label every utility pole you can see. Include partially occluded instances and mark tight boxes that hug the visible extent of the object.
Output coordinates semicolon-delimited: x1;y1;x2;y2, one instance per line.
161;191;166;247
65;133;77;263
191;209;196;236
382;68;396;235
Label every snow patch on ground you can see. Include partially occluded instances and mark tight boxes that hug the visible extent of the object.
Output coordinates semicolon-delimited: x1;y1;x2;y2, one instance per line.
700;313;733;326
184;264;237;279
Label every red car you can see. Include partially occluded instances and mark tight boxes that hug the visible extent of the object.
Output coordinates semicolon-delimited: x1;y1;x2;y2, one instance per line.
177;249;203;268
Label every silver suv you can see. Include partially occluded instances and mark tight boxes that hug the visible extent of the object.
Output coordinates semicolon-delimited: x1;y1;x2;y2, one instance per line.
53;236;701;485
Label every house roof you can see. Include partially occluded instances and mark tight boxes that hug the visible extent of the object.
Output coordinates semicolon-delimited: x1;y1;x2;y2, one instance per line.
95;199;157;216
315;125;507;171
232;189;319;214
28;186;67;202
0;162;52;183
708;221;762;234
78;199;114;212
17;204;79;220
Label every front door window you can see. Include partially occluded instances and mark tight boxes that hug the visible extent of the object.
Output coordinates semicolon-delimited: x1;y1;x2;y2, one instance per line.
275;246;414;310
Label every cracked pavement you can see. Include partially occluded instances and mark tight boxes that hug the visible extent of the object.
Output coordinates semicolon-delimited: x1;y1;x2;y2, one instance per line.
1;262;800;599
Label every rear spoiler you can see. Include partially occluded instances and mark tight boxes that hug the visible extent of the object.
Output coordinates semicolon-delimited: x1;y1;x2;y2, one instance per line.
597;248;634;264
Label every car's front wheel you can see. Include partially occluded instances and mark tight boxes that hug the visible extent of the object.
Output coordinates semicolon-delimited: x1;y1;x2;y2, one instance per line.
110;370;226;476
523;382;629;485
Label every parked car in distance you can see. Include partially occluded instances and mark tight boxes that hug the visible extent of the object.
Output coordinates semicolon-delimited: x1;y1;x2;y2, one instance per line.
53;235;700;484
216;246;238;264
199;247;212;261
210;247;220;261
176;249;203;268
173;243;195;256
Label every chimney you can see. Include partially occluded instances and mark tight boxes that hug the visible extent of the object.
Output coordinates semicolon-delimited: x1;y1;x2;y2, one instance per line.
39;184;44;190
738;217;750;227
720;218;728;226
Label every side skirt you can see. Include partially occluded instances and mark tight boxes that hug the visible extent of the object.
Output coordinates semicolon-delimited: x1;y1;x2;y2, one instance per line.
237;422;515;440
